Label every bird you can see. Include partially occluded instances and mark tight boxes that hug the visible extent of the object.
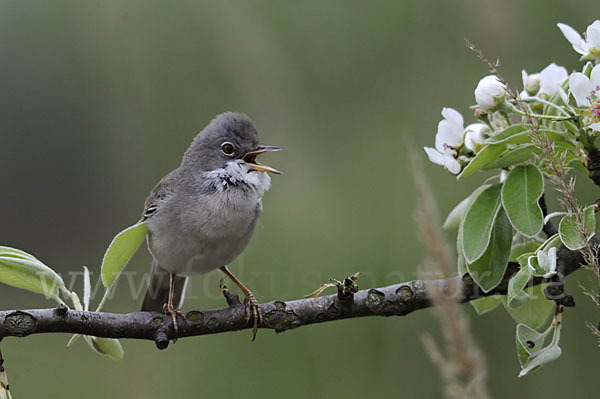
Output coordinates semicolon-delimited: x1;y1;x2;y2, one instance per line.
139;112;280;340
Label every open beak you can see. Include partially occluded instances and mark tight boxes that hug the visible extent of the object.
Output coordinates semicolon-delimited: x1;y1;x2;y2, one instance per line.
242;145;282;174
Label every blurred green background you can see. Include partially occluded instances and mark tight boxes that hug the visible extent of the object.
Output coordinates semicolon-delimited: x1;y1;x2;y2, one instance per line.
1;1;599;397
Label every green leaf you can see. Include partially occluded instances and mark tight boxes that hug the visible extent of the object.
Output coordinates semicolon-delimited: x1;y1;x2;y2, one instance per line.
462;184;503;263
101;221;149;288
443;197;471;230
518;322;562;377
537;234;561;252
518;345;561;377
558;206;596;250
509;241;540;262
507;266;532;309
483;144;540;170
485;125;528;144
504;284;553;329
516;323;554;367
470;295;502;315
85;336;124;360
501;165;544;237
467;207;513;292
0;246;38;261
486;128;570;146
0;248;66;302
457;145;507;180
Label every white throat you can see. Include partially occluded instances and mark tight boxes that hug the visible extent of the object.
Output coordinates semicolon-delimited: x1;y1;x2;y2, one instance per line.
204;160;271;197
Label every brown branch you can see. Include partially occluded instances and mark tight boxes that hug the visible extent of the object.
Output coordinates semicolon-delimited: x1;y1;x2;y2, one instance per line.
0;243;587;350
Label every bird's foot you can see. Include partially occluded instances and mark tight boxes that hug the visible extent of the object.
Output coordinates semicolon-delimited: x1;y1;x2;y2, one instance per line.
163;303;186;342
243;292;263;342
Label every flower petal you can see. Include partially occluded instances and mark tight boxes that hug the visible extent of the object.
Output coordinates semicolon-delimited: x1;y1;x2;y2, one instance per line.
463;123;487;152
540;63;567;96
436;120;463;150
569;72;592;107
590;64;600;87
557;23;587;55
589;122;600;131
441;107;464;130
424;147;445;166
445;158;461;175
585;20;600;50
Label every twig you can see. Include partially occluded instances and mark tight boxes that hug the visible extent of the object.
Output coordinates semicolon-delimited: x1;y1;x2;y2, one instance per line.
0;243;588;349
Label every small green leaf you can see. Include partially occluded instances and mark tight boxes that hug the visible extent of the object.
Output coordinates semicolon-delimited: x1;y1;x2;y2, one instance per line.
470;295;503;315
457;145;507;180
0;246;38;261
509;241;540;262
462;184;503;263
0;248;66;302
516;323;554;367
101;221;149;288
467;207;513;292
518;345;561;377
485;125;528;144
443;197;471;230
487;128;570;146
483;144;540;170
504;285;553;329
85;336;124;360
518;322;562;377
507;267;532;309
537;234;561;253
558;206;595;250
501;165;544;237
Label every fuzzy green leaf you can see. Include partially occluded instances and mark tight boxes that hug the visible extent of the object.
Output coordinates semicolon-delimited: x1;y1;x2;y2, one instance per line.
501;165;544;237
462;184;503;263
457;145;507;180
0;248;66;302
101;220;149;288
558;206;596;250
516;323;554;367
485;125;528;144
443;197;471;230
504;285;553;329
85;336;124;360
507;267;532;309
466;207;512;292
470;295;503;315
518;345;561;377
483;144;540;170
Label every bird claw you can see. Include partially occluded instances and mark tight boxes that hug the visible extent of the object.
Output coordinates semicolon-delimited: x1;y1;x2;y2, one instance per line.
243;292;263;341
163;303;185;342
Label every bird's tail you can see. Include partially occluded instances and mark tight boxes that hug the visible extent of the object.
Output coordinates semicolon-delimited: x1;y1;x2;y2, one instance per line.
140;260;188;312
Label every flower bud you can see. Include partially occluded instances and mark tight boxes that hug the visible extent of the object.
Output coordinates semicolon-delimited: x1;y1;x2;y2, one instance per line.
522;70;540;96
474;75;506;111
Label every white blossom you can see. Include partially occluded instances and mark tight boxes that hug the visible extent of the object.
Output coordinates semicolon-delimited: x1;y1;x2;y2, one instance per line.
557;20;600;60
463;123;488;152
568;64;600;107
423;108;465;175
474;75;506;110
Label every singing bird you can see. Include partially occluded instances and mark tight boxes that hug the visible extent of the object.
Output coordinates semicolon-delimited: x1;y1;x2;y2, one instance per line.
140;112;280;339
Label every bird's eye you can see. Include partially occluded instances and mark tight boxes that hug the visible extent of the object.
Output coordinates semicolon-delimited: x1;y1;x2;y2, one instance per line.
221;142;235;155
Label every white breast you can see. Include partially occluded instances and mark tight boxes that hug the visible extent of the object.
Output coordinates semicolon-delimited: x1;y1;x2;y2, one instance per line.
147;161;270;275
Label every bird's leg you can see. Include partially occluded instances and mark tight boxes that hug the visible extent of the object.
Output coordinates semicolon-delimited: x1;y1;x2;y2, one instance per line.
163;272;185;340
219;265;263;341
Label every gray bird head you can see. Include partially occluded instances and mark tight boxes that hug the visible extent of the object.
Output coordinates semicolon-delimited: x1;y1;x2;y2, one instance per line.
181;112;280;174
